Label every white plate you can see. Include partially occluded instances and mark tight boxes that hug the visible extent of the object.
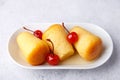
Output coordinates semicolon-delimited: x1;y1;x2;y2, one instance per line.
8;23;113;69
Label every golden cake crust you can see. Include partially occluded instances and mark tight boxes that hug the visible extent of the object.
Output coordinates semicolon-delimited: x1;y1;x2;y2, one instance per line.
42;24;74;61
70;26;103;61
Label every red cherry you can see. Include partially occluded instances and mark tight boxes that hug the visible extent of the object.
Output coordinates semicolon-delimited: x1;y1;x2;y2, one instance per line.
46;39;60;65
67;32;78;43
23;27;42;39
34;30;42;39
62;22;78;43
46;53;60;65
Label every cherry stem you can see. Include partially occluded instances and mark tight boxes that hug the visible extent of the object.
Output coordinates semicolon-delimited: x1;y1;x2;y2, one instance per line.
46;39;54;53
62;22;70;34
62;23;77;51
23;27;34;32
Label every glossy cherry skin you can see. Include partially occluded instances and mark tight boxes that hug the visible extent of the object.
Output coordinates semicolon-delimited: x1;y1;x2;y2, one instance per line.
46;53;60;65
34;30;43;39
67;32;78;44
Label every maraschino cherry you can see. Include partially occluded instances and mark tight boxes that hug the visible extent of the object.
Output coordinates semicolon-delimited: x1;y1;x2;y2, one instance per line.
23;27;42;39
62;23;78;44
46;39;60;65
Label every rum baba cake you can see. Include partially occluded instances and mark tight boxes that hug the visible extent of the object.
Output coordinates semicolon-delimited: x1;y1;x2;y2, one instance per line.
17;32;49;65
70;26;103;61
42;24;74;61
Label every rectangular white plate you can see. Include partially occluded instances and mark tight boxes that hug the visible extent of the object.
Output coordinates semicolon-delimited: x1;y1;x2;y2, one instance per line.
8;23;113;69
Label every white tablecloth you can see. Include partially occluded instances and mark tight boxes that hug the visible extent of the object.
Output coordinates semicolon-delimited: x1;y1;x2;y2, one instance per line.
0;0;120;80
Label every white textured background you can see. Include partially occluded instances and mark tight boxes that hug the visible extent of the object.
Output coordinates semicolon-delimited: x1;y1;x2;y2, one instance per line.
0;0;120;80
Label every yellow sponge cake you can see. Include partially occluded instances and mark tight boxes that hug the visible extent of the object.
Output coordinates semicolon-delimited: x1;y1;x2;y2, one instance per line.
42;24;74;61
70;26;103;61
17;32;49;65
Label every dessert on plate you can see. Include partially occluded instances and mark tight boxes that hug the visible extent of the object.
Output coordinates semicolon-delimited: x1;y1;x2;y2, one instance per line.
17;32;49;65
70;26;103;61
42;24;75;61
16;23;103;66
